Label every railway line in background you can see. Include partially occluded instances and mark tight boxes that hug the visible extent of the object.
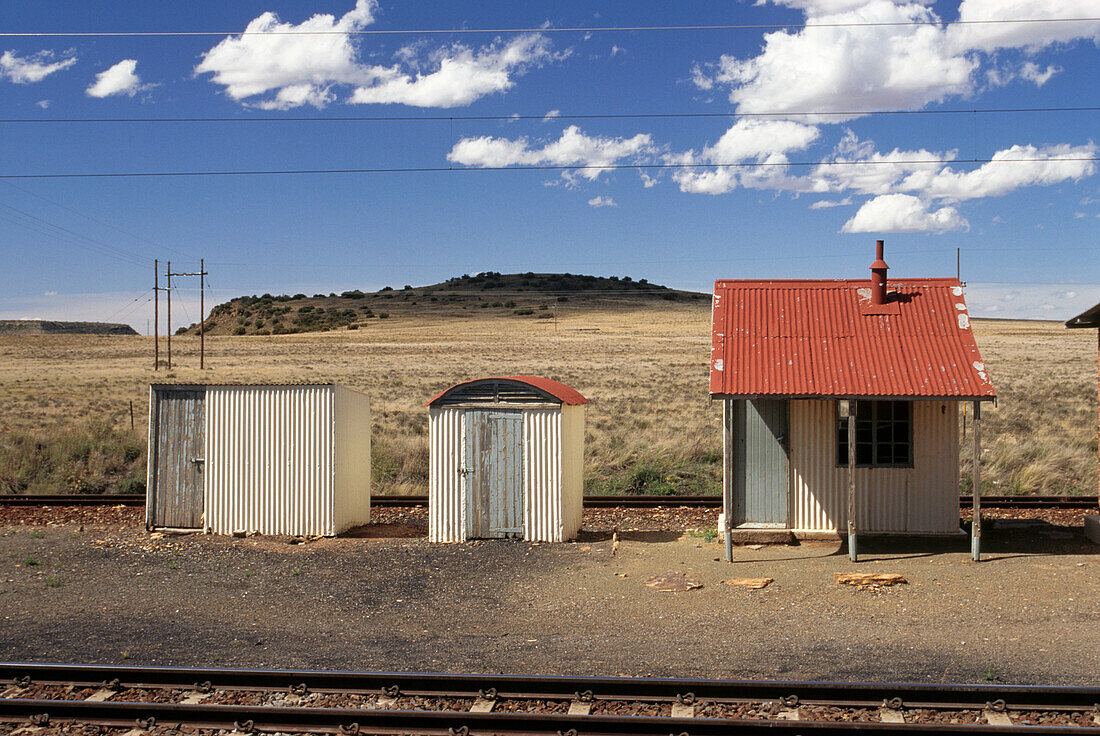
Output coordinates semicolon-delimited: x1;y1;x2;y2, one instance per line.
0;493;1095;509
1;662;1097;734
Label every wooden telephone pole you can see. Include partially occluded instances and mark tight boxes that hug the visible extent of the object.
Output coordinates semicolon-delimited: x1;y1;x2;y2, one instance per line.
154;259;208;370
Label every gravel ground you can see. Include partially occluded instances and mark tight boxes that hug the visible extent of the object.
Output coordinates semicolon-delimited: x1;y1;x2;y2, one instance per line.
0;507;1096;686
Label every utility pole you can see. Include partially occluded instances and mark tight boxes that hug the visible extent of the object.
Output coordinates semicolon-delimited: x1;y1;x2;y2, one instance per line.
164;261;209;370
166;260;172;370
154;259;159;371
200;258;205;369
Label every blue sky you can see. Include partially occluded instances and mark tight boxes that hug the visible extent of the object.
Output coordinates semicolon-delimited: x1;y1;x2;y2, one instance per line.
1;0;1098;330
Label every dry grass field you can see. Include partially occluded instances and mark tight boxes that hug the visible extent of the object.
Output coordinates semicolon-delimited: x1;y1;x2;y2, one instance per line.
0;304;1095;497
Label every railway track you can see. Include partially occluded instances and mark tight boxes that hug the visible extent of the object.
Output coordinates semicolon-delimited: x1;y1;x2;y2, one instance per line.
2;663;1098;734
1;493;1095;509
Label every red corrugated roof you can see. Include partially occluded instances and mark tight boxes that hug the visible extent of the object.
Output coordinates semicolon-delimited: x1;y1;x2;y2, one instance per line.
426;375;589;406
710;278;996;400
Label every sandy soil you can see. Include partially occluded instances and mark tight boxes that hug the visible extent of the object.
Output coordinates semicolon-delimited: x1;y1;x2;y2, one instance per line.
0;514;1096;686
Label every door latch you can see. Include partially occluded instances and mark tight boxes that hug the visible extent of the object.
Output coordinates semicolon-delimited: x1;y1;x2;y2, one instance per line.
190;457;205;464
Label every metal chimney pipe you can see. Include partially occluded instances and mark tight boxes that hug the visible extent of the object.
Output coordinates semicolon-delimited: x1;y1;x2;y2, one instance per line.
870;239;888;305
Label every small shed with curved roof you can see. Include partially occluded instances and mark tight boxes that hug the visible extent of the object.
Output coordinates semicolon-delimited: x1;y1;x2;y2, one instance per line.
426;376;587;542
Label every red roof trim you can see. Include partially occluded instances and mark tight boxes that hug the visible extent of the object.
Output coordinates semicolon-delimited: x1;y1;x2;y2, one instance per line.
426;375;589;406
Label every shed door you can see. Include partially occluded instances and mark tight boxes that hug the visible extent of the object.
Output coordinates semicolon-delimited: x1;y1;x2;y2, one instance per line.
150;388;205;529
465;409;524;539
733;399;789;527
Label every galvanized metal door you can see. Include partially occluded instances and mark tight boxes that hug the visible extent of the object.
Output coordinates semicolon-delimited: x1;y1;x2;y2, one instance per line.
733;399;789;527
465;409;523;539
150;388;205;529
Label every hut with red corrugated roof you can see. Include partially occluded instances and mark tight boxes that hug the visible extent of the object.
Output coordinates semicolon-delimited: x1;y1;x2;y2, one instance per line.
426;376;587;543
710;240;996;561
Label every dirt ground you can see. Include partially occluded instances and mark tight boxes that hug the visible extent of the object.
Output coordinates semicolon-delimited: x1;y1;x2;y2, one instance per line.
1;510;1097;687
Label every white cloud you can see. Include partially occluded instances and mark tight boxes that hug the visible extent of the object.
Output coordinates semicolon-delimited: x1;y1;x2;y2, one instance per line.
448;125;654;180
86;59;149;98
1019;62;1061;86
611;45;625;56
588;196;617;207
901;143;1097;201
195;0;376;109
947;0;1100;54
196;1;558;110
36;100;49;109
42;291;58;297
0;50;76;84
1075;212;1087;218
672;119;821;194
840;193;968;233
809;197;852;209
543;109;561;121
693;0;1100;121
348;35;556;108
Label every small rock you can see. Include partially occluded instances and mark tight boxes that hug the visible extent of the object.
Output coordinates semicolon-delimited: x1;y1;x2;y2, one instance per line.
724;577;773;589
834;572;907;587
746;544;764;550
644;572;704;593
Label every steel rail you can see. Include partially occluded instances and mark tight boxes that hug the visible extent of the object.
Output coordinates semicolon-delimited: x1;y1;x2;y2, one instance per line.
2;663;1098;712
1;494;1095;509
0;697;1090;735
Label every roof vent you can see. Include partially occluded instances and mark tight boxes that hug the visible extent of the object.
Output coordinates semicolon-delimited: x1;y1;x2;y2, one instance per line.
870;239;889;305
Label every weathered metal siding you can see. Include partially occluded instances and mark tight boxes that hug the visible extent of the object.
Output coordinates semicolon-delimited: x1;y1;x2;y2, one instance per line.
733;399;789;526
523;408;563;542
204;386;335;536
147;387;206;529
332;385;371;534
428;406;465;542
790;399;959;533
559;404;585;541
466;410;524;538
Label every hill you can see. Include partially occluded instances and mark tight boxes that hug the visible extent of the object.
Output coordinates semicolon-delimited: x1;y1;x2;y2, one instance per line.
0;320;138;336
182;272;708;336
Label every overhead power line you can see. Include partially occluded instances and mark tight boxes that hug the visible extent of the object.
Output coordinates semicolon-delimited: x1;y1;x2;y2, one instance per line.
2;106;1097;125
2;156;1096;180
3;17;1097;36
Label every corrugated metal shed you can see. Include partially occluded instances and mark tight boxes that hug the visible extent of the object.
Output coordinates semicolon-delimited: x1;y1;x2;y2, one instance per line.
147;384;370;536
710;278;996;400
428;377;586;543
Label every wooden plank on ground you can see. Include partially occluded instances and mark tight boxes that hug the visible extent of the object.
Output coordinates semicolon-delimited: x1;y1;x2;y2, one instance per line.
470;698;496;713
984;711;1013;726
777;708;802;720
179;691;211;704
879;709;906;723
567;701;592;715
671;703;695;718
84;688;116;702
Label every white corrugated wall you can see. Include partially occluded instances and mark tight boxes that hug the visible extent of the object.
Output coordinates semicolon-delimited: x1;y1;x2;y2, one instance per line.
790;399;960;534
559;404;585;541
428;406;465;542
204;386;335;536
332;385;372;534
523;408;564;542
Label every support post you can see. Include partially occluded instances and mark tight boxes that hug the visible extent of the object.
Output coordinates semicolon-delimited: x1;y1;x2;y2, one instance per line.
847;400;858;562
166;261;172;371
723;399;733;562
153;259;159;371
971;401;982;561
199;258;205;370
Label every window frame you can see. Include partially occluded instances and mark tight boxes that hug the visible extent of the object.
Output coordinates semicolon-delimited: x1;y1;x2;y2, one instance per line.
834;399;914;469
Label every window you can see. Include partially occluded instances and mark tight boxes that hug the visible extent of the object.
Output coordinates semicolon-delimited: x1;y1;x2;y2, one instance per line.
836;400;912;467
